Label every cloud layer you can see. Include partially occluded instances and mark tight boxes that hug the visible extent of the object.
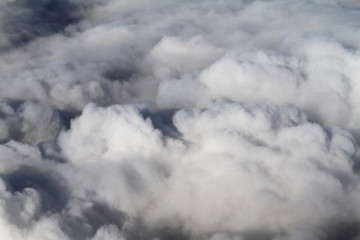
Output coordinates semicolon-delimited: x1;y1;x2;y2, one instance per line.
1;0;360;239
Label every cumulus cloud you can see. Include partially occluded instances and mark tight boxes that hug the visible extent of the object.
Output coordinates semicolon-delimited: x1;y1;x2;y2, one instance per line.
1;0;360;239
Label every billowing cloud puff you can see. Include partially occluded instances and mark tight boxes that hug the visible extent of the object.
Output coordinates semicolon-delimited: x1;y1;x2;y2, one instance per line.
157;31;360;135
53;102;360;239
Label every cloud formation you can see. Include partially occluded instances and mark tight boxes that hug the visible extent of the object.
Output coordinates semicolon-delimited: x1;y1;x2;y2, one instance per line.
1;0;360;239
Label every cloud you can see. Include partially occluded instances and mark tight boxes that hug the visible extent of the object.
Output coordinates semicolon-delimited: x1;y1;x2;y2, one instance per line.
55;102;360;239
1;0;360;239
0;100;63;144
156;27;360;135
0;0;103;50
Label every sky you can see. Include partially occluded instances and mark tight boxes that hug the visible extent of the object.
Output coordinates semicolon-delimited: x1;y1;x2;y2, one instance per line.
1;0;360;239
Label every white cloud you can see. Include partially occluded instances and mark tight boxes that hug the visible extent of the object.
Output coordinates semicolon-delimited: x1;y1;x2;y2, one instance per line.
1;0;360;239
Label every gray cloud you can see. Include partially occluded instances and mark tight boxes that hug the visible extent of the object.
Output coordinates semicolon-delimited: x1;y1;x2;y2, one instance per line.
0;100;63;144
0;0;103;50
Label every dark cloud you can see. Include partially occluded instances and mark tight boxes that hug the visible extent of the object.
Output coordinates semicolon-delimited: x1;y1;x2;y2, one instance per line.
5;166;69;214
0;0;102;50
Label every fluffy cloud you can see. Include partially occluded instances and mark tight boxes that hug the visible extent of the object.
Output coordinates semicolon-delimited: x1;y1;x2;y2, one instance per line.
157;28;360;135
54;102;360;239
1;0;360;239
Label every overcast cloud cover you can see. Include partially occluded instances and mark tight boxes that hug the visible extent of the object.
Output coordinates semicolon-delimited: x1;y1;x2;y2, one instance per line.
1;0;360;239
